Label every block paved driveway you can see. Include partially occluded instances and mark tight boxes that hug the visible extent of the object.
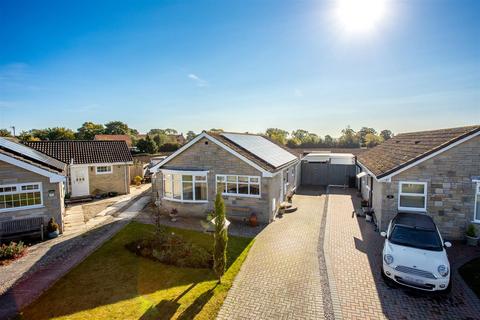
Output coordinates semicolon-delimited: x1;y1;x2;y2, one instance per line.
218;187;329;320
325;188;480;320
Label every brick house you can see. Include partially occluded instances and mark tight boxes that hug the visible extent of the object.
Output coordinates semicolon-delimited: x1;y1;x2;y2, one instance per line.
357;125;480;240
25;141;133;198
150;131;300;223
0;138;67;232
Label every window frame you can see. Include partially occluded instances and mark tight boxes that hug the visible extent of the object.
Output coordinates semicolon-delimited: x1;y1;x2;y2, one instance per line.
398;181;428;212
474;182;480;223
0;182;44;213
96;165;113;175
216;174;261;198
161;170;208;203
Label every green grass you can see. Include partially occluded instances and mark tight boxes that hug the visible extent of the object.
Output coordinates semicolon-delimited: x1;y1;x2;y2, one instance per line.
21;222;254;320
459;257;480;299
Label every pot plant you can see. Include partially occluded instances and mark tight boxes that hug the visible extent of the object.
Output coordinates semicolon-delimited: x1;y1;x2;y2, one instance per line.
249;212;258;227
134;175;143;188
169;208;178;222
466;224;479;246
47;218;59;239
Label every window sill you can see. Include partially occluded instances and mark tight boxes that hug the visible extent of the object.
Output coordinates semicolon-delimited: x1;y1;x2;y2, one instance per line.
162;197;208;204
398;207;427;213
222;193;261;199
0;204;45;213
96;172;112;175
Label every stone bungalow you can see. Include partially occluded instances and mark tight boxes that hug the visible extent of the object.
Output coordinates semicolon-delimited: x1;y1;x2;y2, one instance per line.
357;125;480;240
150;131;300;223
25;140;133;198
0;138;66;232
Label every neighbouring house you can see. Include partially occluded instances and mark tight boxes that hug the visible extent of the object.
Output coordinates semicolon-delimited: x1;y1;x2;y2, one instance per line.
94;134;133;148
150;131;300;223
0;138;67;232
357;125;480;240
24;141;133;198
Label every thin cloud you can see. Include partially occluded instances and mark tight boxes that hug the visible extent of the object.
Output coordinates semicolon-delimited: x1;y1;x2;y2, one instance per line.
188;73;208;87
294;88;304;97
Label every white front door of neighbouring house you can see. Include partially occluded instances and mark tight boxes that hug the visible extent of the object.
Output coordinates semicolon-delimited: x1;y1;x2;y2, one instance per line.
71;166;90;197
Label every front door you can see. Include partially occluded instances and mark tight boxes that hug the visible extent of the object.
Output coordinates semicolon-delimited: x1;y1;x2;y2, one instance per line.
70;166;90;197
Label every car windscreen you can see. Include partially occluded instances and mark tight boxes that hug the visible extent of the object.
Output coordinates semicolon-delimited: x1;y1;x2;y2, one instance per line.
389;225;443;251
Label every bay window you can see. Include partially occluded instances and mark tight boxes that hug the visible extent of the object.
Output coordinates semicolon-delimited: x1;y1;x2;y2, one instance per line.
398;181;427;212
216;175;260;197
162;171;207;202
0;183;43;212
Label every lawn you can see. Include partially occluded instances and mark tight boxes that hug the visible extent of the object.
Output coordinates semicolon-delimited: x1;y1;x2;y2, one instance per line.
459;257;480;299
21;222;254;320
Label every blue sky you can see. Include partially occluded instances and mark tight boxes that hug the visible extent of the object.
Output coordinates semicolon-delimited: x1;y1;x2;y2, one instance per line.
0;0;479;136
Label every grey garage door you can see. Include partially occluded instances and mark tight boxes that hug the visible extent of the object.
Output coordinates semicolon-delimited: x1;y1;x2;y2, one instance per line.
301;161;356;186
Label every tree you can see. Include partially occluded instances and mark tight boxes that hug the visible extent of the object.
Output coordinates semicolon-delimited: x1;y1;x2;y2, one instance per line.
158;142;180;152
42;127;75;140
163;128;178;135
364;133;383;148
357;127;377;146
186;131;196;141
0;129;12;137
379;129;393;141
152;133;168;148
265;128;288;145
18;131;38;141
286;137;301;148
213;192;228;284
209;128;224;133
323;135;334;147
338;126;360;148
76;122;105;140
136;136;157;154
104;121;130;135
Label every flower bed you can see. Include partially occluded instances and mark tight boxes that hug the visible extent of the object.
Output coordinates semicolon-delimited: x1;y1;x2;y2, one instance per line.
0;241;27;266
125;232;212;268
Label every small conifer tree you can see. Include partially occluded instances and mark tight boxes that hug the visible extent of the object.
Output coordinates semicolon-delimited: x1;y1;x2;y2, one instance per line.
213;192;228;283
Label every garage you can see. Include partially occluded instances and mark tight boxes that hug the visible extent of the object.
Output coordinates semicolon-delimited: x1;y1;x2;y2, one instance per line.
300;153;356;187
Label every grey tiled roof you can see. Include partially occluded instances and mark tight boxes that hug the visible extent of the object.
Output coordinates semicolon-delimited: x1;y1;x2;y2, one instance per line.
0;137;66;173
357;125;480;178
24;140;133;165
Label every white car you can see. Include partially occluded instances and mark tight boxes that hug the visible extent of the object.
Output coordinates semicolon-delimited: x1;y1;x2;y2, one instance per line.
381;212;452;293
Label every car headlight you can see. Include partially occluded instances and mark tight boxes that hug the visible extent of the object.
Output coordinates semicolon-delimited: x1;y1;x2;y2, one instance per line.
438;265;449;277
383;254;394;265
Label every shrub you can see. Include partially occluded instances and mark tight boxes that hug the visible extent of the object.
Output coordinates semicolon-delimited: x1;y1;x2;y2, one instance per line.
47;218;59;233
467;224;477;238
0;241;27;262
213;193;227;283
125;233;212;268
134;175;142;186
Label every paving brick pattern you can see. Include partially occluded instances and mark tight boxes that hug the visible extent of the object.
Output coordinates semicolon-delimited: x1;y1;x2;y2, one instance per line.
324;188;480;320
218;189;326;320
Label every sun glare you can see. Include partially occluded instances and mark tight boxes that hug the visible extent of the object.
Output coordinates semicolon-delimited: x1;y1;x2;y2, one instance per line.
335;0;388;34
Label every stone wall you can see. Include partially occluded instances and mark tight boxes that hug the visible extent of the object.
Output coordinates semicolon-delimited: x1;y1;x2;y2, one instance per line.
153;137;293;223
87;164;130;195
0;160;65;232
377;135;480;240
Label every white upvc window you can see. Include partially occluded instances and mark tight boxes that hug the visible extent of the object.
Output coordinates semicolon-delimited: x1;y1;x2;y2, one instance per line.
474;183;480;222
398;181;427;212
0;183;43;212
162;170;208;203
216;175;261;198
96;165;112;174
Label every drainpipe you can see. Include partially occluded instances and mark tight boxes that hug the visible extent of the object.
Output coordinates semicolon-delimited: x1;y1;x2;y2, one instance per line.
124;164;129;194
369;176;374;208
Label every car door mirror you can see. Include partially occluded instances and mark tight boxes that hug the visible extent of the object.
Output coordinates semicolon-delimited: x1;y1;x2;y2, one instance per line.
380;231;387;238
444;241;452;248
